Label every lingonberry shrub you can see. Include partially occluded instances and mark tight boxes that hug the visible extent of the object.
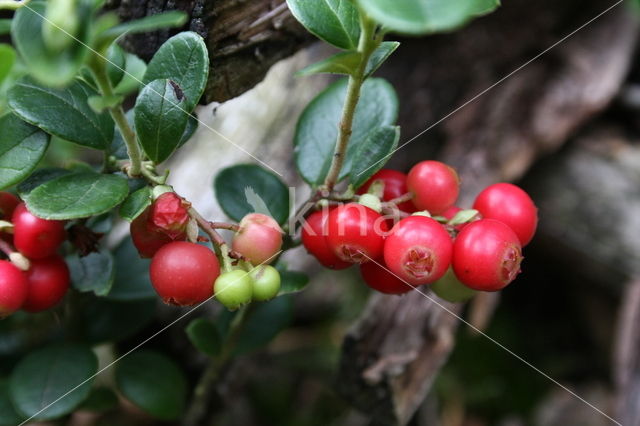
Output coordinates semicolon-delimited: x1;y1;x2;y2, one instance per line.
301;209;351;270
357;169;416;213
232;213;283;265
0;260;28;317
407;160;460;214
452;219;523;291
22;255;70;312
12;203;66;259
326;203;388;263
360;258;411;294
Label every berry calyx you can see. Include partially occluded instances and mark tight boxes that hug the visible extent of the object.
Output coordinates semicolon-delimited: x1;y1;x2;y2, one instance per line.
452;219;523;291
249;265;281;301
472;183;538;246
359;258;410;294
301;209;351;270
149;242;220;306
326;203;388;263
22;255;70;313
0;260;28;317
407;160;460;215
383;215;452;285
149;192;191;239
232;213;283;265
214;269;253;310
357;169;416;212
12;203;66;259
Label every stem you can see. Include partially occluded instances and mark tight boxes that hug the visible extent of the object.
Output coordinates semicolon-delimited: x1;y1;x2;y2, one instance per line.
382;192;414;207
190;209;244;264
89;58;143;177
323;15;379;191
210;222;241;232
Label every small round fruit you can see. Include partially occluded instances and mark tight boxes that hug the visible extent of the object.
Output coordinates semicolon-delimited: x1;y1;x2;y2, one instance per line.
22;255;70;312
130;207;174;258
452;219;523;291
430;268;476;303
407;161;460;214
0;192;20;220
473;183;538;246
326;203;388;263
356;169;415;212
232;213;283;265
12;203;66;259
150;242;220;306
301;209;351;270
249;265;281;301
0;260;27;317
214;270;253;310
384;215;453;285
359;258;410;294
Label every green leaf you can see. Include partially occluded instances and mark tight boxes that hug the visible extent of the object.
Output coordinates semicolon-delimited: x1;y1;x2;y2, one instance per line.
357;0;500;35
179;113;199;147
0;19;10;35
0;44;16;85
286;0;361;50
78;387;118;413
214;164;290;225
276;266;310;296
9;344;98;420
87;94;124;113
67;250;115;296
115;351;187;421
144;32;209;112
107;236;156;300
16;167;71;198
114;53;147;96
297;51;361;77
119;186;152;222
25;172;129;220
8;77;114;150
448;209;479;225
0;114;49;190
233;296;293;355
0;381;24;426
185;318;222;357
10;0;90;86
101;11;188;42
349;125;400;189
78;298;156;344
365;41;399;77
134;79;189;163
294;77;398;186
106;43;126;87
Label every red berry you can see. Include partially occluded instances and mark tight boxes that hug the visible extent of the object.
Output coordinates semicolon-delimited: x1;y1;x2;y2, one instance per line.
232;213;283;265
150;242;220;306
357;169;416;213
326;203;388;264
407;160;460;214
0;260;27;317
0;192;20;220
360;258;410;294
384;215;453;285
130;207;174;258
149;192;191;239
473;183;538;246
22;255;70;313
12;203;66;259
452;219;523;291
301;209;351;270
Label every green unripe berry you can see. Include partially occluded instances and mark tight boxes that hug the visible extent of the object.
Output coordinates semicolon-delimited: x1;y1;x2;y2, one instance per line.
214;270;253;310
430;268;476;303
249;265;281;301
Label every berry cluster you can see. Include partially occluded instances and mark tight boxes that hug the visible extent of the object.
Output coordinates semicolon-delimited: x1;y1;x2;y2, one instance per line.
302;161;538;300
0;193;69;317
132;192;284;310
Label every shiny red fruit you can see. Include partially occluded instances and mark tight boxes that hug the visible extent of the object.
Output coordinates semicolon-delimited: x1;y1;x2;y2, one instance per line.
360;258;410;294
473;183;538;246
150;242;220;306
357;169;416;212
0;260;27;317
149;192;191;239
232;213;283;265
130;207;175;258
452;219;523;291
0;192;20;220
22;255;70;312
407;160;460;214
326;203;388;264
384;215;453;285
12;203;66;259
301;209;351;270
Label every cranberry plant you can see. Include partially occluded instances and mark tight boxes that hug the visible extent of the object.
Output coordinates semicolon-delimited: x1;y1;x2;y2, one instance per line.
0;0;533;423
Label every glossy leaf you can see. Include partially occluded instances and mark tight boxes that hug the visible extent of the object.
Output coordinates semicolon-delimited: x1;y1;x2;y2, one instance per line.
0;114;49;190
0;44;15;85
144;32;209;112
349;125;400;189
294;77;398;186
276;264;310;296
364;41;400;77
107;237;156;300
114;53;147;96
106;43;126;87
358;0;500;35
25;172;129;220
186;318;222;357
78;298;156;344
0;381;23;426
134;79;189;163
233;296;293;355
214;164;290;225
9;344;97;420
115;351;187;420
16;167;71;198
287;0;360;50
8;77;114;150
297;51;360;76
119;186;152;222
67;250;115;296
100;11;188;41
